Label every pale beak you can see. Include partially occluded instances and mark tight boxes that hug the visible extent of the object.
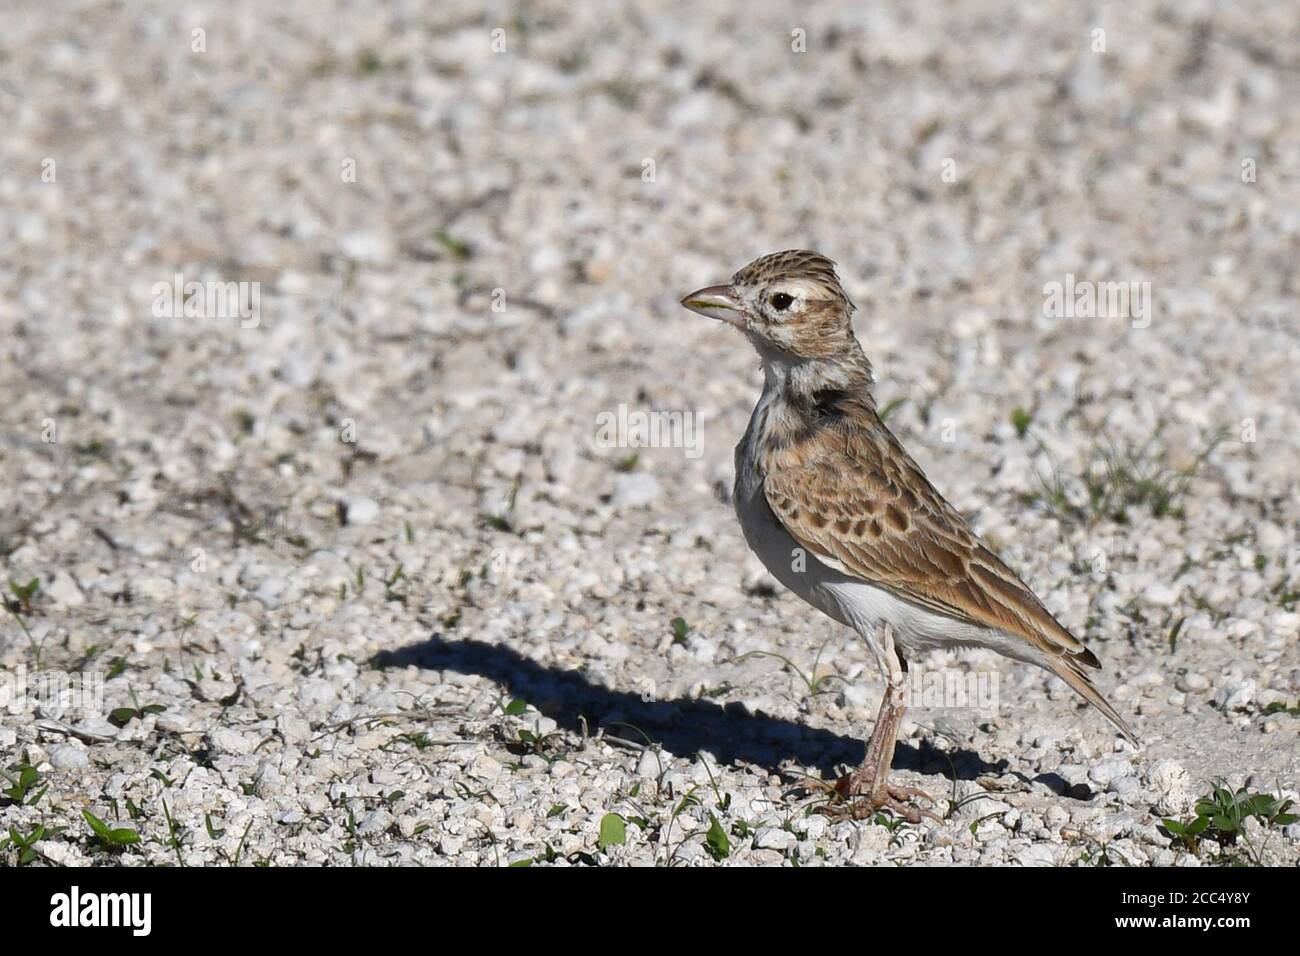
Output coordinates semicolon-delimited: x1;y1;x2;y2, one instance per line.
679;285;745;329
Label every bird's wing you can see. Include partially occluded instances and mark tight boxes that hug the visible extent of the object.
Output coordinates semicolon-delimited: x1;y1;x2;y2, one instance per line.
760;407;1089;662
761;405;1137;743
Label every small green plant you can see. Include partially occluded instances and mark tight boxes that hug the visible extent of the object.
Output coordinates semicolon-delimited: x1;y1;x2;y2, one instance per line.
222;820;255;867
83;809;140;849
1011;407;1033;438
511;841;564;867
1065;832;1127;867
730;639;840;697
1262;700;1300;718
1161;815;1210;849
159;798;185;866
433;230;473;261
339;805;359;857
5;577;43;662
704;812;731;861
1025;427;1221;526
670;616;690;645
597;812;626;850
387;731;435;751
614;454;639;473
205;812;226;840
1;823;62;866
108;698;167;728
1162;783;1296;864
1271;577;1299;611
1166;615;1186;653
383;564;407;604
863;811;912;845
480;513;512;532
149;768;175;788
8;577;39;613
1;762;47;807
660;788;701;865
512;722;566;761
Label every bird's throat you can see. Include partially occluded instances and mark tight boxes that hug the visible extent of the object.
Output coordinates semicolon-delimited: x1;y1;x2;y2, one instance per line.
759;344;876;411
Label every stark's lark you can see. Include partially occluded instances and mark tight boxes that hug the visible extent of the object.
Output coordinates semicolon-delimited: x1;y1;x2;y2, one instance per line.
681;250;1135;821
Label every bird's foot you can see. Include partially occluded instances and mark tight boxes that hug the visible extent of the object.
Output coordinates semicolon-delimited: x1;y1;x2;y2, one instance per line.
816;777;941;824
782;770;840;800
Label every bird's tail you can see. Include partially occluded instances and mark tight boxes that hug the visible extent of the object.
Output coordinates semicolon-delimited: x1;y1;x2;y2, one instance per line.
1045;652;1139;746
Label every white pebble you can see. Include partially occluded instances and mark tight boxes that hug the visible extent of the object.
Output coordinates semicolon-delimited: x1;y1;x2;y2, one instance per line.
343;496;380;525
752;827;795;851
611;473;662;509
1143;583;1181;606
49;744;89;769
1088;757;1133;787
45;571;85;607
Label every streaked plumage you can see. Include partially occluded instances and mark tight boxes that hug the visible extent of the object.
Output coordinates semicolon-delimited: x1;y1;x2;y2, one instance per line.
681;250;1136;818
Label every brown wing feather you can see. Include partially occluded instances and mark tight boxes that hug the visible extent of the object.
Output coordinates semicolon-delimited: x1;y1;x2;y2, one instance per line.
762;410;1137;745
761;403;1088;662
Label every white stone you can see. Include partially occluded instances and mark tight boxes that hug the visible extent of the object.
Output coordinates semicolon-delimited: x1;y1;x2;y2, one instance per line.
1143;582;1181;606
254;577;288;607
45;570;85;607
611;473;662;509
208;727;258;755
343;496;380;525
48;744;89;769
636;749;664;779
1148;759;1196;816
1015;844;1058;866
1214;679;1256;710
1088;757;1133;787
752;827;795;851
339;231;394;264
1110;775;1142;801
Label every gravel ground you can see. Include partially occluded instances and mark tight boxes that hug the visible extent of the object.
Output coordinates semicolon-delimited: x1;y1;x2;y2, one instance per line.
1;0;1298;867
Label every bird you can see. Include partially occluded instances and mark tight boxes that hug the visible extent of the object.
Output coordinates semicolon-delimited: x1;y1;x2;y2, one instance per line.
680;249;1137;821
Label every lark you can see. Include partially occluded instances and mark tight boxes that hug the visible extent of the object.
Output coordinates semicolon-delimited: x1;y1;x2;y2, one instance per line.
681;250;1136;821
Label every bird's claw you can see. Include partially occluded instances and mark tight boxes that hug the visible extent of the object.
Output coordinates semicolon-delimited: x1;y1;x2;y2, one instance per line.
814;779;942;824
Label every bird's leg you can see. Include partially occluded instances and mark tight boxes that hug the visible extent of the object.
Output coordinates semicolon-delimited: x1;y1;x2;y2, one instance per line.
821;624;939;823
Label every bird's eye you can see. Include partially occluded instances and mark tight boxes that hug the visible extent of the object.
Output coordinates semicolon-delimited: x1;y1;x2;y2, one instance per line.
769;292;794;311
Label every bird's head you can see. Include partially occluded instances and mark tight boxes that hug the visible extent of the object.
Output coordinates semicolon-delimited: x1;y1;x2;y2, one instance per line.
680;250;859;363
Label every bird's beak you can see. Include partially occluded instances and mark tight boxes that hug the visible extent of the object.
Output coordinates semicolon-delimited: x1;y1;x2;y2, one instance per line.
679;285;745;329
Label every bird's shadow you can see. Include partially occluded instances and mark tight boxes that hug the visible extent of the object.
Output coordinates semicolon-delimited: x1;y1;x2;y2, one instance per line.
371;634;1007;782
